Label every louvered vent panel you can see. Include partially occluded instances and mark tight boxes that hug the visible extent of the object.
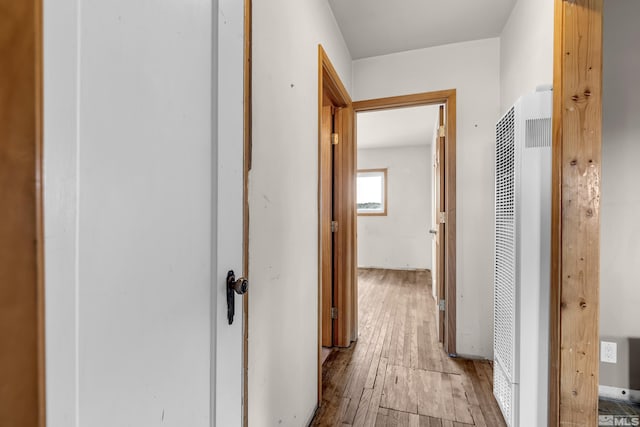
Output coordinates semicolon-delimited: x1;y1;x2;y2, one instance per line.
495;362;514;426
494;107;516;385
525;118;552;148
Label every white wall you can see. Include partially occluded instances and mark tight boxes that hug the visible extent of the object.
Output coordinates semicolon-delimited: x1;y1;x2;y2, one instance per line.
43;1;240;426
600;0;640;393
357;146;432;270
500;0;554;112
249;1;352;425
353;38;500;358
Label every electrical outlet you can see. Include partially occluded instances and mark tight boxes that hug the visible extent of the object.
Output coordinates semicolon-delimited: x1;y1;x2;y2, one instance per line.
601;341;617;364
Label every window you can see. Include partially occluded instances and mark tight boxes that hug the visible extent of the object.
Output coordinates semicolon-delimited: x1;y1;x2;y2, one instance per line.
357;169;387;216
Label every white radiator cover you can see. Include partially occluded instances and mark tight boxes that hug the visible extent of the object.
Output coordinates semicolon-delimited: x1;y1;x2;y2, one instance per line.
494;90;552;427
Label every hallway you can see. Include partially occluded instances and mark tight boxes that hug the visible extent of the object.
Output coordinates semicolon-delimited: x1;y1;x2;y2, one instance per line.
312;269;506;427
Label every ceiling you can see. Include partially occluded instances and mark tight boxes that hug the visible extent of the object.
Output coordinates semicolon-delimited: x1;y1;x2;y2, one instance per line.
357;105;440;150
328;0;517;59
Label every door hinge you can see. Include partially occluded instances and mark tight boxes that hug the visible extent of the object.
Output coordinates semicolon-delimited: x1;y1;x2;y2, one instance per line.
438;125;446;138
331;307;338;319
331;221;338;232
331;133;339;145
438;299;446;311
439;212;447;224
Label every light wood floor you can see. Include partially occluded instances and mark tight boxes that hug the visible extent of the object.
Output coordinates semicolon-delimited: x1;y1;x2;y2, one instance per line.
311;269;507;427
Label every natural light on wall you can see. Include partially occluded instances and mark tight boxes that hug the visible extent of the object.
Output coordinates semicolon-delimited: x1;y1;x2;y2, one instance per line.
357;169;387;216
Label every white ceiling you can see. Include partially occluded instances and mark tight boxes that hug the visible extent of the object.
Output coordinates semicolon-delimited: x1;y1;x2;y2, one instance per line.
357;105;440;150
328;0;517;59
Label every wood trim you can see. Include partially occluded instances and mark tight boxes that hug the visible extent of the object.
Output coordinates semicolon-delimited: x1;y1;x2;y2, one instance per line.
353;90;457;356
444;92;457;356
318;45;354;405
353;90;456;112
333;103;356;349
242;0;251;425
356;168;388;217
35;0;46;422
319;47;351;108
0;0;46;425
550;1;603;425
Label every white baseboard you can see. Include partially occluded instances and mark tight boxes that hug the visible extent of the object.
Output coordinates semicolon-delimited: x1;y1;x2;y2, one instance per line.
600;385;640;404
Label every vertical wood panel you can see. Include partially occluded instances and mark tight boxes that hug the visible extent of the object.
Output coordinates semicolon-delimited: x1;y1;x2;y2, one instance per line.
550;0;603;425
0;0;45;425
321;103;333;347
333;104;356;348
444;94;457;356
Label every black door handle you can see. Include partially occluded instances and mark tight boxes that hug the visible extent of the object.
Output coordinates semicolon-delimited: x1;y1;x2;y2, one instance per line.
227;270;248;325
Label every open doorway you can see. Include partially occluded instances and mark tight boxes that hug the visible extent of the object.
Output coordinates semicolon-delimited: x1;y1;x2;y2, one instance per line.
355;104;442;345
312;91;508;427
353;91;458;356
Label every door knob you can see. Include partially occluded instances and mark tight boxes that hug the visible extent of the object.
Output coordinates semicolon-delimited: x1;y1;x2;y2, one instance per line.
227;270;248;325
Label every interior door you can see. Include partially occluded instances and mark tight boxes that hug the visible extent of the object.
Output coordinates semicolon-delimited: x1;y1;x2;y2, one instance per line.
42;1;246;426
320;97;334;347
434;105;446;343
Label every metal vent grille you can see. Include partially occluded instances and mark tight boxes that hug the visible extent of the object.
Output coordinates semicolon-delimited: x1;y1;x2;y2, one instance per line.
495;107;516;385
525;118;552;148
495;362;514;426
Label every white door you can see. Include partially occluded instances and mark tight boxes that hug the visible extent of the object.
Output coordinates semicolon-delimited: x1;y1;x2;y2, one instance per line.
43;0;245;425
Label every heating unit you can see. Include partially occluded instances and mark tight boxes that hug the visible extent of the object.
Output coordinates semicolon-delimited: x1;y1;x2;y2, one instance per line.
494;88;552;427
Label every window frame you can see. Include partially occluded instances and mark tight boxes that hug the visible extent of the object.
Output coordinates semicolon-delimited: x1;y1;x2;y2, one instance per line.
356;168;388;216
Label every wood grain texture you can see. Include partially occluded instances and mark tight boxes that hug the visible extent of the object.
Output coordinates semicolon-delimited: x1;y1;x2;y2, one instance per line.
550;0;603;425
321;103;334;347
311;270;505;427
334;103;356;348
444;94;456;356
354;90;457;356
0;0;45;425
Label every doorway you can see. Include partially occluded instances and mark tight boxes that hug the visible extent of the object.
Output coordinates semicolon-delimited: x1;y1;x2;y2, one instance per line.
317;45;356;402
353;90;457;356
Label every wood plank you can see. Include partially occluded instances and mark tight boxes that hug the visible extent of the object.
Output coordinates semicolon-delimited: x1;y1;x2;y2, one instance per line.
449;374;474;424
550;1;603;426
381;365;418;414
364;357;388;426
312;270;506;427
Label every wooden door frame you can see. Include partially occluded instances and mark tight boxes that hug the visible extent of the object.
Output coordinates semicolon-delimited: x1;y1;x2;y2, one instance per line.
0;0;46;425
317;45;355;404
352;90;457;356
549;0;603;425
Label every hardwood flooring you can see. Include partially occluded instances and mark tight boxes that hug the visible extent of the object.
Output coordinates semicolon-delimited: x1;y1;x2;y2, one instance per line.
311;269;506;427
